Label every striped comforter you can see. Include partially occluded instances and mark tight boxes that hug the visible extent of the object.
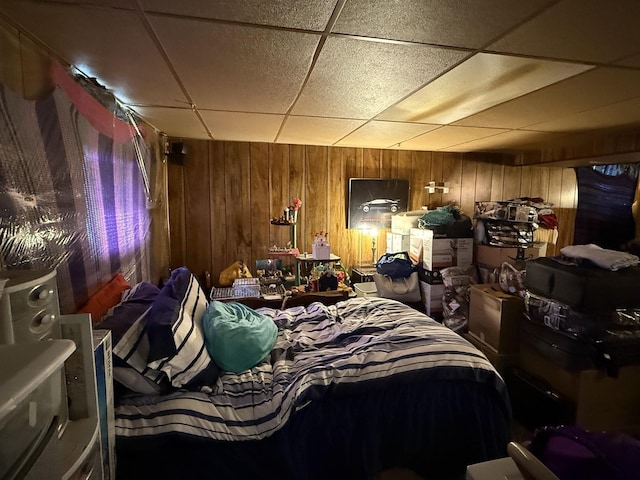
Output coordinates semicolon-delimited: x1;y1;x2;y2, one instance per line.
115;297;506;442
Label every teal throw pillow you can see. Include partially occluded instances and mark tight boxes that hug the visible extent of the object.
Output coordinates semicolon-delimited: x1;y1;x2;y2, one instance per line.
202;300;278;373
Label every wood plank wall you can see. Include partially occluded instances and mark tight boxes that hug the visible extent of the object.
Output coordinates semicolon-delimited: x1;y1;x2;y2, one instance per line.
168;139;578;285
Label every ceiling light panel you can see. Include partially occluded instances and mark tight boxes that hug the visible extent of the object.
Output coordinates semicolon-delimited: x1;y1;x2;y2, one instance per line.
0;2;188;107
140;0;339;31
378;53;591;125
132;106;210;139
333;0;552;48
489;0;640;64
291;36;469;118
336;120;440;148
454;67;640;129
277;116;366;145
149;16;320;113
398;126;508;151
200;111;284;142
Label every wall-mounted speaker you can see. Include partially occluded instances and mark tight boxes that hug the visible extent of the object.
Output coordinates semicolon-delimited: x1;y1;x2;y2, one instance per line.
166;141;186;165
0;269;61;344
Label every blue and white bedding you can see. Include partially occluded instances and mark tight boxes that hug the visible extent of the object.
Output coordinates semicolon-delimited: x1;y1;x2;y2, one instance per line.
115;297;508;442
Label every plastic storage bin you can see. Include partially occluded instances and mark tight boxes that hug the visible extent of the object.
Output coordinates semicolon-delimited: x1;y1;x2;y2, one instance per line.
0;339;76;478
354;282;378;298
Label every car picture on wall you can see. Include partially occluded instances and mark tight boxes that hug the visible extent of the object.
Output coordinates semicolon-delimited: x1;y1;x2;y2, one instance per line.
348;178;410;229
359;198;401;213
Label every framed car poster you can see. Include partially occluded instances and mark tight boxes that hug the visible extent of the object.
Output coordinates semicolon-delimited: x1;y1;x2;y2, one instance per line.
348;178;410;229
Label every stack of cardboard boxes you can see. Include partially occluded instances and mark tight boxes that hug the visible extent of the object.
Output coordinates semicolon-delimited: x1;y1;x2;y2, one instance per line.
465;242;547;371
408;226;473;319
386;211;423;254
465;284;524;373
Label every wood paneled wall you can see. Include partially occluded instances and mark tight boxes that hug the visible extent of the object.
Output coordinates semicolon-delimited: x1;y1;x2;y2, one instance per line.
168;140;578;285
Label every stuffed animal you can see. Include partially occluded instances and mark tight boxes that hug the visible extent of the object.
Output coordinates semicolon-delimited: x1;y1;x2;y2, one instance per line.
219;261;252;287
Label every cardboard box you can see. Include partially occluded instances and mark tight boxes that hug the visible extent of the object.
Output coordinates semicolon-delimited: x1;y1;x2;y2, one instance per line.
409;228;429;264
475;242;547;269
386;232;410;254
468;284;524;354
422;229;473;271
417;265;443;285
518;345;640;435
420;281;444;318
462;331;516;374
391;211;424;234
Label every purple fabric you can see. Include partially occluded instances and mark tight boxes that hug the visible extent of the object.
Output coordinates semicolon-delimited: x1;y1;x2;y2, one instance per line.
0;84;152;313
529;425;640;480
95;282;160;343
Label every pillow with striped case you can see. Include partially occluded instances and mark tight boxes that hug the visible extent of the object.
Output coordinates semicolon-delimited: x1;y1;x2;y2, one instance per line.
94;282;170;394
145;266;219;388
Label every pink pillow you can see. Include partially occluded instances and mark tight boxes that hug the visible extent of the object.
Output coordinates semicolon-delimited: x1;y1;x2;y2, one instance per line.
79;273;130;324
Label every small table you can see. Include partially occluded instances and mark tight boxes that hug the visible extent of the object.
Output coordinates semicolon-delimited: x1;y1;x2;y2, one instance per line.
295;254;341;280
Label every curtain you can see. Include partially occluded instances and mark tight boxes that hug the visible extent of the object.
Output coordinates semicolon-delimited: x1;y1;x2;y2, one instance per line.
574;166;638;251
0;80;154;313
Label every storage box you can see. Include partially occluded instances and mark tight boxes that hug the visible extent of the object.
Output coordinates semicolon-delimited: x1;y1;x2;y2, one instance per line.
468;284;524;354
417;265;443;285
312;244;331;259
0;340;75;480
351;267;376;283
93;329;115;480
409;228;429;264
422;229;473;271
518;346;640;434
475;243;547;269
354;282;378;298
386;232;410;253
391;211;424;234
420;281;444;318
465;457;524;480
462;331;516;374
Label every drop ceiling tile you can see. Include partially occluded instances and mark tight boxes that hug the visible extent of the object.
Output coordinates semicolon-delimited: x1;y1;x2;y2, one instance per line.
454;67;640;129
149;16;319;113
277;116;365;145
488;0;640;64
48;0;132;8
336;120;439;148
439;130;568;152
614;53;640;68
333;0;551;48
291;36;468;118
526;97;640;133
0;1;186;107
378;53;591;125
200;111;284;142
140;0;338;31
397;126;508;151
132;106;209;139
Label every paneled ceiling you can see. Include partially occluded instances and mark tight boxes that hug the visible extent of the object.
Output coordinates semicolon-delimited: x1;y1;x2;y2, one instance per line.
3;0;640;156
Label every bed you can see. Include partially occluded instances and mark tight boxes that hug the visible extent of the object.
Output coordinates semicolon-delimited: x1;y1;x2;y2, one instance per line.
98;268;511;480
